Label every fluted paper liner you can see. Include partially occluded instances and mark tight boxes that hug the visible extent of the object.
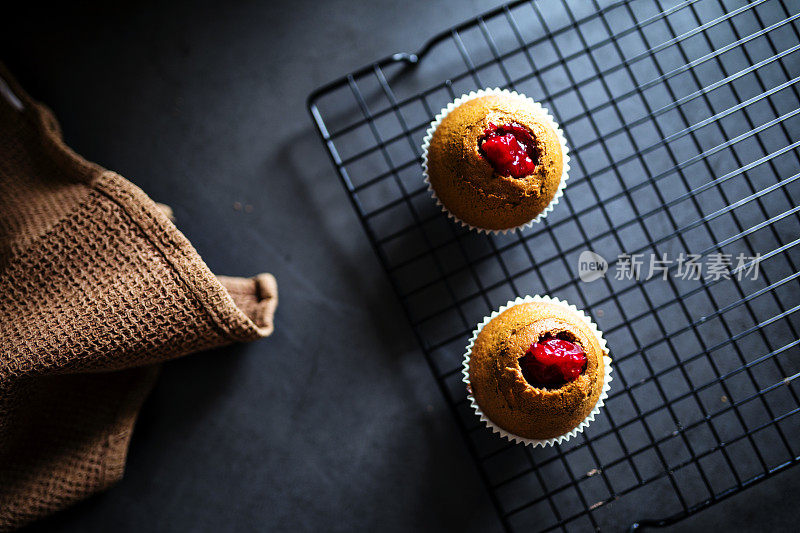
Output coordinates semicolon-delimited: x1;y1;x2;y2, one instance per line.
462;295;613;447
421;88;570;234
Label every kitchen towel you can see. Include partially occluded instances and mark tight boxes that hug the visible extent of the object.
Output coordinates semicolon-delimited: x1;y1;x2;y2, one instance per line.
0;64;277;530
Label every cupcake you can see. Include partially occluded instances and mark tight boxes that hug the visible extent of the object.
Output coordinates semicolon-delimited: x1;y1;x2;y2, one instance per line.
422;88;569;233
463;296;611;445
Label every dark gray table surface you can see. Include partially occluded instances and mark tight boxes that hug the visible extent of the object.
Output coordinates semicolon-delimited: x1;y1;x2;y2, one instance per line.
2;1;794;531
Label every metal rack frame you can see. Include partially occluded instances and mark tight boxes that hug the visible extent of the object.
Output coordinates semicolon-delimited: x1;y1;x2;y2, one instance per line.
307;0;800;530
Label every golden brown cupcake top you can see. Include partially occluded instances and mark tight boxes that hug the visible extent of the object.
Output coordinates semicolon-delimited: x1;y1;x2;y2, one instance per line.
426;93;564;230
468;301;607;440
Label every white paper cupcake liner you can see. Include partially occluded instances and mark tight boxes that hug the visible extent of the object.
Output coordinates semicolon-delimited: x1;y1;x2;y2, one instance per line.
462;295;613;447
421;88;570;234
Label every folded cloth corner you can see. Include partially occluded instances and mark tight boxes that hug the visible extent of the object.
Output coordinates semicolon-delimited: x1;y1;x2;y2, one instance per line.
0;63;277;531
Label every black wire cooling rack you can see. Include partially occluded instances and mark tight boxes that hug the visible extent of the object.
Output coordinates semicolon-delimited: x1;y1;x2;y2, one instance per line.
308;0;800;530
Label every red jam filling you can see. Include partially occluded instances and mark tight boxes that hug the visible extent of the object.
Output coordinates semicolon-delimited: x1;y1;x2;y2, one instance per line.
518;337;586;386
480;122;538;178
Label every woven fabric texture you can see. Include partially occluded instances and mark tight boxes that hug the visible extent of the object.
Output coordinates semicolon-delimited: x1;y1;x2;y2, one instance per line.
0;64;278;530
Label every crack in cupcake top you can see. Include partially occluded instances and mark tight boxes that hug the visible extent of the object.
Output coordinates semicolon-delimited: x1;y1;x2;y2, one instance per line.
500;318;596;399
428;96;561;201
462;105;553;197
518;334;587;388
479;122;540;178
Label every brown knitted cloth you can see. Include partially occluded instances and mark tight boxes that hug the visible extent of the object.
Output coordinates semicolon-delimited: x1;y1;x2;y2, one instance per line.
0;65;278;530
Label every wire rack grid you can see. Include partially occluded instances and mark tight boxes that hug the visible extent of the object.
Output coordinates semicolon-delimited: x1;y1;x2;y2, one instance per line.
307;0;800;530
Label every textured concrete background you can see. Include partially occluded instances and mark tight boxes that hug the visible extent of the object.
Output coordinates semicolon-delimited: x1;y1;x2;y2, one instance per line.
1;0;795;531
